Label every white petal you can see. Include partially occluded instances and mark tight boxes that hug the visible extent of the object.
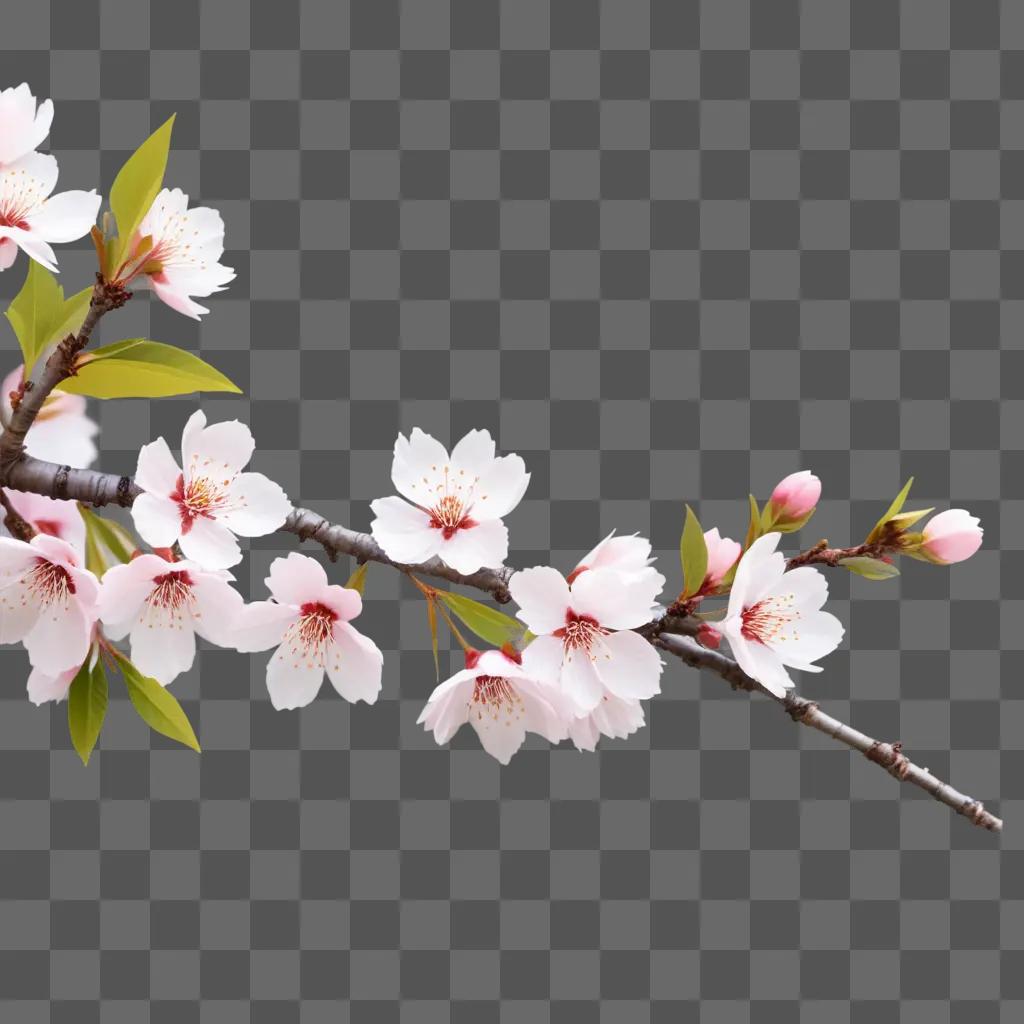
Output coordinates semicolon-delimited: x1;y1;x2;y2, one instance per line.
27;665;77;706
591;694;645;740
519;633;565;682
149;275;209;320
232;601;296;653
131;493;182;548
0;536;39;580
726;532;785;619
0;87;52;163
1;151;57;200
725;630;793;698
768;565;829;612
514;677;572;744
592;629;664;700
508;566;571;635
23;413;98;468
0;577;42;643
569;566;664;630
97;557;163;627
2;226;57;272
470;700;529;764
561;647;604;713
390;427;453;504
771;609;845;669
26;189;101;243
265;641;325;710
3;491;85;553
449;428;496;476
436;519;508;576
0;238;17;270
568;715;602;752
183;414;254;480
319;583;363;623
417;674;474;745
369;496;440;565
190;574;244;647
265;552;327;607
220;472;291;537
24;599;92;675
326;622;383;705
135;437;182;495
129;604;197;686
471;453;530;519
178;517;241;570
139;187;190;237
577;531;652;574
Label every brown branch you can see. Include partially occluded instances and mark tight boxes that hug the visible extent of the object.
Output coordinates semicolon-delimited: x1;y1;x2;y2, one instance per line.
786;538;891;570
0;275;130;470
0;490;35;541
655;634;1002;833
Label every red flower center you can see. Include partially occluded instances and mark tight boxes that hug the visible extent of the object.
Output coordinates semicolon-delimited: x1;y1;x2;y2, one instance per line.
26;559;76;605
171;473;230;533
150;570;194;613
740;595;799;645
553;609;607;654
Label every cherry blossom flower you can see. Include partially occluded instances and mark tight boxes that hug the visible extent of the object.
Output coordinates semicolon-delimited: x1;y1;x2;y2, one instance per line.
232;552;383;711
567;530;657;584
0;84;53;165
702;527;742;590
370;428;529;576
565;693;645;753
98;554;243;686
130;410;291;570
418;648;570;764
117;188;235;319
916;509;983;565
27;662;80;705
717;532;844;698
2;366;99;468
0;533;99;675
509;565;665;714
0;151;101;272
765;470;821;529
1;490;84;551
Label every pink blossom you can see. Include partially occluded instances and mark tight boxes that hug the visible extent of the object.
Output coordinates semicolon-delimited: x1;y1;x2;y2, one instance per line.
767;470;821;526
233;553;383;710
26;663;79;705
718;533;844;698
370;428;529;576
1;490;84;552
702;528;741;589
418;648;571;764
0;533;99;675
2;367;98;468
0;84;53;165
568;530;658;585
918;509;983;565
509;565;665;714
118;188;235;319
131;410;291;570
566;693;645;753
98;554;243;686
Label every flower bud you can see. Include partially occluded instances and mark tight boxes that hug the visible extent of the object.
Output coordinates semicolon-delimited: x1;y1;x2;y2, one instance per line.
766;470;821;530
917;509;983;565
697;623;722;649
702;528;741;589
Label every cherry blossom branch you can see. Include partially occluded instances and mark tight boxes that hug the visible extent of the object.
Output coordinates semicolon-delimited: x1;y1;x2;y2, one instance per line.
786;538;890;570
0;275;130;469
655;633;1002;833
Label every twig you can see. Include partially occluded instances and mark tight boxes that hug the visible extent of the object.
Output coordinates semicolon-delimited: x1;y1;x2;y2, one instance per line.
0;490;35;541
655;634;1002;833
786;539;890;570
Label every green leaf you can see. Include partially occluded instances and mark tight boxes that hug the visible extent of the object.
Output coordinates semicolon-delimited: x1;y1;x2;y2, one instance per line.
743;494;762;549
67;657;107;766
435;590;527;650
109;115;175;269
885;508;933;533
5;261;66;373
868;477;914;542
59;339;241;399
345;562;369;595
679;504;708;598
79;505;135;575
839;556;901;581
49;287;93;345
119;656;200;753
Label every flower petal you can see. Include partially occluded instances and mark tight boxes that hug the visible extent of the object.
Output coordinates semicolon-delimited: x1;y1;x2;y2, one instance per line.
0;577;42;643
519;633;565;682
2;225;57;272
265;642;325;710
369;496;440;565
129;602;197;686
26;189;101;243
725;629;793;698
27;665;77;706
472;453;530;519
437;519;509;576
569;566;664;630
508;566;571;635
726;531;784;619
470;695;530;765
178;517;241;570
265;552;328;608
449;428;496;476
135;436;182;496
592;629;664;700
182;413;254;481
418;673;474;745
23;413;98;468
561;646;604;713
390;427;453;504
98;557;164;630
24;598;92;675
220;471;291;537
131;493;182;548
232;600;297;653
326;622;383;705
190;574;244;647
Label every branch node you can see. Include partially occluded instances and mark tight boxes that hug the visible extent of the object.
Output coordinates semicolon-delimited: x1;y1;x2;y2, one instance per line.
116;475;133;507
786;699;818;723
54;465;71;501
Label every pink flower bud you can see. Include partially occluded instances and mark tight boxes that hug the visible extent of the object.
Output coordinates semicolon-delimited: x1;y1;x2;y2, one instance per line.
919;509;983;565
697;623;722;649
768;470;821;524
702;528;741;588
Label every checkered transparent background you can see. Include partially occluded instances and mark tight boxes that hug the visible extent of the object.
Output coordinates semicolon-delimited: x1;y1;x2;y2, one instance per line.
0;1;1019;1020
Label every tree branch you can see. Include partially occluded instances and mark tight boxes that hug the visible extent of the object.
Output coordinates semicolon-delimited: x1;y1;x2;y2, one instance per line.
0;456;1001;833
655;634;1002;833
786;537;890;570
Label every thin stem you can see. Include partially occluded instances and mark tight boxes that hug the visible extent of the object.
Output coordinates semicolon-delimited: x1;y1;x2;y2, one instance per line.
0;489;35;541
